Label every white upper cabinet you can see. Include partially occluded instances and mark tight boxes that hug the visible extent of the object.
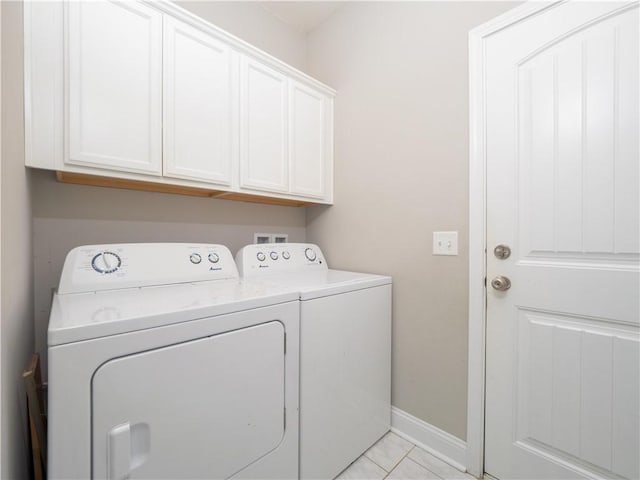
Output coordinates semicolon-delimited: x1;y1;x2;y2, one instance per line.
26;0;335;205
289;81;330;199
67;1;162;175
240;57;289;193
163;18;235;186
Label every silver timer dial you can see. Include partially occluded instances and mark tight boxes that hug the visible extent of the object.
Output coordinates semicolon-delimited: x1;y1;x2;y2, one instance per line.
304;248;317;262
91;251;122;274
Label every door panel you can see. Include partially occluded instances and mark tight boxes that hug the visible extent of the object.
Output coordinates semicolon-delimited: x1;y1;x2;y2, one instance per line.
485;2;639;479
239;58;289;193
514;311;638;479
92;322;285;479
518;6;639;260
163;18;234;185
67;1;162;174
289;82;325;198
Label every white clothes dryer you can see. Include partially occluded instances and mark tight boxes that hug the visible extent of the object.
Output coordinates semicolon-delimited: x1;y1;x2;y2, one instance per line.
48;243;299;480
236;243;392;480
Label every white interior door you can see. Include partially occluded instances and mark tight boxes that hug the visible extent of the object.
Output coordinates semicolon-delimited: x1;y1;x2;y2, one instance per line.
67;1;162;175
485;2;639;479
163;17;235;186
92;322;285;480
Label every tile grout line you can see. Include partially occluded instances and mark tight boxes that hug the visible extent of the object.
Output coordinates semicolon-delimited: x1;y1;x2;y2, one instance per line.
406;456;447;480
358;432;463;480
364;434;415;477
380;446;414;480
406;443;471;479
378;445;446;480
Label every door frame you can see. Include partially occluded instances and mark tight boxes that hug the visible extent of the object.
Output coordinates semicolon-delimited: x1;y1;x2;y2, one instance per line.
466;2;561;477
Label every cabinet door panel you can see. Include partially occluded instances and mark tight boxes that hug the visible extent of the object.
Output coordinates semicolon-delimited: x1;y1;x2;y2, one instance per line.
240;58;288;193
67;1;162;174
164;18;234;185
290;82;326;198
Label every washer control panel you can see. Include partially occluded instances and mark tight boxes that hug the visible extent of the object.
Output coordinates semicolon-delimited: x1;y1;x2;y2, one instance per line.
58;243;239;295
236;243;328;277
91;251;122;274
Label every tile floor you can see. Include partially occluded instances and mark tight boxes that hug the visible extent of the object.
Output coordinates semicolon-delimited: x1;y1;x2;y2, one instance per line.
336;432;477;480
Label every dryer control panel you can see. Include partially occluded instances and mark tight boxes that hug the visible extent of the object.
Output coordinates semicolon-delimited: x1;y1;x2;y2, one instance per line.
58;243;239;294
236;243;328;277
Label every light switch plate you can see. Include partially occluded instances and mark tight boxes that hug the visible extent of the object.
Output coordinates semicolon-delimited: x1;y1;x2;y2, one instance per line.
433;231;458;255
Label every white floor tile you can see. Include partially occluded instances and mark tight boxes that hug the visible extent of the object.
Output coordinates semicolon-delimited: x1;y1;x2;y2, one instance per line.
408;447;472;480
386;457;441;480
337;456;387;480
364;432;414;472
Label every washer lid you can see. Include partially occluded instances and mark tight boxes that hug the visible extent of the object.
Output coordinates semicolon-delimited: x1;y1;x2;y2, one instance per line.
48;279;298;346
251;269;392;300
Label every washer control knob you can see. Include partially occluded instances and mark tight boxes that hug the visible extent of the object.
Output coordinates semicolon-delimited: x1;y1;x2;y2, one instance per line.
190;253;202;264
208;253;220;264
304;248;317;262
257;252;266;262
270;251;279;260
282;251;291;260
92;251;122;274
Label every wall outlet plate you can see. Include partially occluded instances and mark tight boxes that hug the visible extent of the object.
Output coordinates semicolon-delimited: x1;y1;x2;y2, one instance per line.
254;233;273;244
433;231;458;255
273;234;288;243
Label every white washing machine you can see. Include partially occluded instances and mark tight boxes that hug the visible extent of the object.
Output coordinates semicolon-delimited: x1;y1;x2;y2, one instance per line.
236;243;392;480
48;243;300;480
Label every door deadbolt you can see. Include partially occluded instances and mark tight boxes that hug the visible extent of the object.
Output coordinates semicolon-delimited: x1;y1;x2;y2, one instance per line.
491;276;511;291
494;244;511;260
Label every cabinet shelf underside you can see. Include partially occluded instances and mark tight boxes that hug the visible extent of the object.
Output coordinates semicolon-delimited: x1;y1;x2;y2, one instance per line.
55;171;314;207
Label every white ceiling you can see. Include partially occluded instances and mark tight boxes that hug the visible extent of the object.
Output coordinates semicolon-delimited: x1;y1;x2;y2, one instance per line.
260;2;344;34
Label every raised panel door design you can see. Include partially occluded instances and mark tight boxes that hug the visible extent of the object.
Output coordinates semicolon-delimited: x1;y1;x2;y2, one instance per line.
92;322;285;479
240;57;288;193
289;82;326;198
163;18;234;186
67;0;162;175
484;3;640;479
519;10;639;261
514;310;639;479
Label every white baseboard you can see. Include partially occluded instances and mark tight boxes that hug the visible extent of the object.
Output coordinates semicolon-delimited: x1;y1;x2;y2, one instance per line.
390;406;467;472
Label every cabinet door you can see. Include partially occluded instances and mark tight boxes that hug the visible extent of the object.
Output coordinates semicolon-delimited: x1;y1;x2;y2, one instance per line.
163;18;234;186
289;82;328;199
67;1;162;175
239;57;289;193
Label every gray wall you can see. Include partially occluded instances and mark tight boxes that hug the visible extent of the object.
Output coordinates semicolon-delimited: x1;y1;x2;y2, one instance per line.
32;1;310;382
304;1;519;440
33;173;306;380
1;2;34;478
179;1;307;71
